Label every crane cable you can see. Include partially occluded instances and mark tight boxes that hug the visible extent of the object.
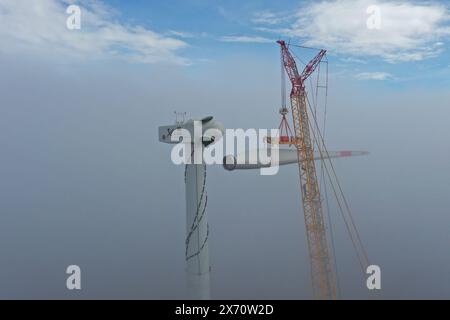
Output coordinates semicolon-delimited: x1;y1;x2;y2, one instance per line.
287;46;370;294
303;78;369;271
281;48;287;109
290;48;344;291
287;47;345;296
314;57;342;297
305;93;370;272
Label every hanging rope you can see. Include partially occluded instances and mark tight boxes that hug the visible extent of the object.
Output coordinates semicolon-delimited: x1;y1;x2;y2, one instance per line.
305;93;370;272
185;150;209;262
281;48;287;109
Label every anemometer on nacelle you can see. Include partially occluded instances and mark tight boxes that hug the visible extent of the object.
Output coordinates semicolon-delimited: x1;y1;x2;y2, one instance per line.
159;116;225;147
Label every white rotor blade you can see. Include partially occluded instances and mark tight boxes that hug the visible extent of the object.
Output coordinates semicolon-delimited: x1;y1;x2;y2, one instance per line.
224;148;368;171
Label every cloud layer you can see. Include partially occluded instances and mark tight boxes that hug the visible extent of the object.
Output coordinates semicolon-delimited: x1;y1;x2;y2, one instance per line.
355;72;393;81
0;0;189;65
256;0;450;63
219;35;273;43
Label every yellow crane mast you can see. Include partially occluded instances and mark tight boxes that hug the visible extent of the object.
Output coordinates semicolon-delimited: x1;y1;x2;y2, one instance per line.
277;40;337;300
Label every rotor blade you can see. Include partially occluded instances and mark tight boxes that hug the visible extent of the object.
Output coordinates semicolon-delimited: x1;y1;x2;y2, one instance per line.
224;149;368;171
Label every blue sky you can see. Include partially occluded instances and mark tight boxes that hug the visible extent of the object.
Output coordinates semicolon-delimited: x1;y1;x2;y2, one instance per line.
100;0;450;87
0;0;449;88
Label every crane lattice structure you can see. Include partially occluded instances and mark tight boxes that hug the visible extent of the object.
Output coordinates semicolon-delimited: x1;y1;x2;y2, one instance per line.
278;40;337;300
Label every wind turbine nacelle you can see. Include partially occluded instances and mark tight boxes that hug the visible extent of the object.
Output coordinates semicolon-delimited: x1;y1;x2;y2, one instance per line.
159;116;224;146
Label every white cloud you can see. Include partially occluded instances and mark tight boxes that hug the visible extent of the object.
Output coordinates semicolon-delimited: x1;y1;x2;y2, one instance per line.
166;30;208;39
355;72;393;80
252;11;292;25
0;0;190;65
166;30;195;38
257;0;450;63
219;35;274;44
340;57;368;64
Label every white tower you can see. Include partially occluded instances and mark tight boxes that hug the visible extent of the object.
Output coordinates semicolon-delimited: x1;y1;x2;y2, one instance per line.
184;161;210;299
159;116;224;299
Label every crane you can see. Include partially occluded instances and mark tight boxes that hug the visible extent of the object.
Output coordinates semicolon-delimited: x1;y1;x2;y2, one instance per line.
277;40;337;300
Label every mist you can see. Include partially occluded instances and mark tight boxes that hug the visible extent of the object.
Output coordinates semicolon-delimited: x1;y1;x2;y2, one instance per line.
0;49;449;299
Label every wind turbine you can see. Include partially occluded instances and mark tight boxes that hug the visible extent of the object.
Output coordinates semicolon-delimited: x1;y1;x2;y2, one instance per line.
158;115;367;299
159;115;224;299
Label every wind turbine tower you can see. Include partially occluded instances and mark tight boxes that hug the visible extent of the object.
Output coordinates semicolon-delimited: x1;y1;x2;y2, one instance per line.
159;115;224;299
